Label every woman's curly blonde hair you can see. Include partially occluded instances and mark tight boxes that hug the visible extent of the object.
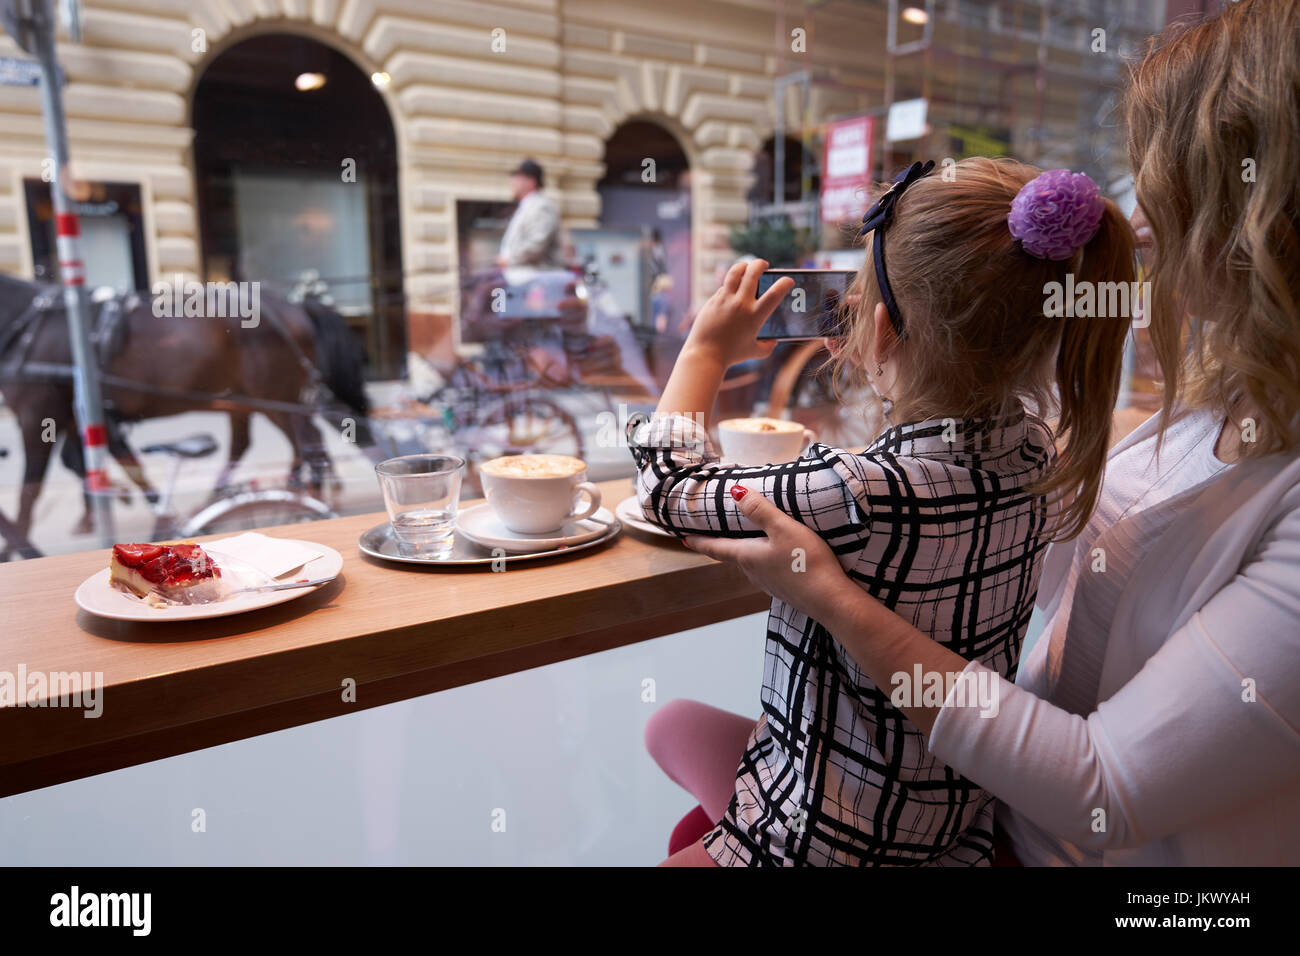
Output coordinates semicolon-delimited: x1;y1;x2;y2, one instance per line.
1125;0;1300;454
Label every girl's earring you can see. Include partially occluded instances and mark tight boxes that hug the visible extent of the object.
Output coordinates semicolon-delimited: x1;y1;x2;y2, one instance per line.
874;363;883;376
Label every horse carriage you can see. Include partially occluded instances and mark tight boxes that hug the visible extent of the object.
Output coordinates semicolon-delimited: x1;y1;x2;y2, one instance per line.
0;265;646;558
0;264;879;560
367;264;652;492
0;274;370;559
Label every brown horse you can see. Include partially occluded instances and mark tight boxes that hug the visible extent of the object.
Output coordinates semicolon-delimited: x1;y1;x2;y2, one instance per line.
0;274;370;555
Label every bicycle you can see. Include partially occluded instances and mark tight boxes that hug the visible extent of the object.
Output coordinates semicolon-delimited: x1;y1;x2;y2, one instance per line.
138;433;336;540
372;266;616;489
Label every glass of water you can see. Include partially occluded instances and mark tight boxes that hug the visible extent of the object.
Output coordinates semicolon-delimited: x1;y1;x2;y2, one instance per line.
375;454;466;555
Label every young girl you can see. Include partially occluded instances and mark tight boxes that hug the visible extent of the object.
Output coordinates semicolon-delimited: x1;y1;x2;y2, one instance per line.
629;157;1137;866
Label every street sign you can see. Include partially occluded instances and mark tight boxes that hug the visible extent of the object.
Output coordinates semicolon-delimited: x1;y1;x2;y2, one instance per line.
0;54;62;85
949;123;1010;159
820;115;876;223
886;97;929;143
0;54;40;85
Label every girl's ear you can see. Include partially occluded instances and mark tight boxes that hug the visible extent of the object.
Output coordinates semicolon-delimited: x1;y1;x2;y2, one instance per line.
872;301;898;364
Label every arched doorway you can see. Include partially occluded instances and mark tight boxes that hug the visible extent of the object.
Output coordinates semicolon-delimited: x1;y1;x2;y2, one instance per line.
192;33;404;377
593;120;691;335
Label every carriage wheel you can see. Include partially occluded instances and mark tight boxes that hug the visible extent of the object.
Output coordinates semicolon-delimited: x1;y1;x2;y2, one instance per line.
180;490;336;537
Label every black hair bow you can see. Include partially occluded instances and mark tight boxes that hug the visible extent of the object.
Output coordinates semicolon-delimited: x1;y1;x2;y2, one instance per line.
857;160;935;339
859;160;935;237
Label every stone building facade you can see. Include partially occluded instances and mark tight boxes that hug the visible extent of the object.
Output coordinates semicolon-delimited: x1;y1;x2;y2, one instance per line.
0;0;1163;358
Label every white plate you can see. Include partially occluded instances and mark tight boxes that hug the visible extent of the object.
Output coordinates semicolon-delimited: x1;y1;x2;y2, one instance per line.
73;539;343;622
615;495;677;538
454;503;617;553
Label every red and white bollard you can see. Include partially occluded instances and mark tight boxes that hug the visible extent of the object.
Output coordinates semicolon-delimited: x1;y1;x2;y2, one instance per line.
54;211;110;498
27;0;115;542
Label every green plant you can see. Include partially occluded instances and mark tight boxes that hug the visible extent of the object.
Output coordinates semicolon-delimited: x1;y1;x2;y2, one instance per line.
729;215;812;266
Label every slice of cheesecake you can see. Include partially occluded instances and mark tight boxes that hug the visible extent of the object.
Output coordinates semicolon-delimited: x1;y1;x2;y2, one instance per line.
109;542;224;604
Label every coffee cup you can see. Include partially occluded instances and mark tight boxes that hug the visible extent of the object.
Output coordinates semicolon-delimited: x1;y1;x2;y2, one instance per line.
717;417;816;465
479;454;602;534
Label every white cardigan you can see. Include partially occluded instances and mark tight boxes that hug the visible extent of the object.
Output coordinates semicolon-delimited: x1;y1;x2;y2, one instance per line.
928;409;1300;865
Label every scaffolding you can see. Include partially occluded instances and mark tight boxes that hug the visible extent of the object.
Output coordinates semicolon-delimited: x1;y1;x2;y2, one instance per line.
764;0;1165;230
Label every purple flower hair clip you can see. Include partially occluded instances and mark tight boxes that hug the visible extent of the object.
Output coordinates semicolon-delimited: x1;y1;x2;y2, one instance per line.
1008;169;1105;261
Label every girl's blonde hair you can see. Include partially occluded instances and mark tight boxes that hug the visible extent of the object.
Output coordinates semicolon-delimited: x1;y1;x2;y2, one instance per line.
1124;0;1300;455
834;157;1137;540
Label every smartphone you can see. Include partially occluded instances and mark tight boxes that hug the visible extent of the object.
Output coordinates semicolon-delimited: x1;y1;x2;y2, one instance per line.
756;269;855;341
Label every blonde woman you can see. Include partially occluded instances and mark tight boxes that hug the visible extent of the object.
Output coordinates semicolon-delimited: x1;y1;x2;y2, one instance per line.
679;0;1300;865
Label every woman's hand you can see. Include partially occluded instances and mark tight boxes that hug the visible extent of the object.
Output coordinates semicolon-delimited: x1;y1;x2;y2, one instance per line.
682;485;854;614
685;485;971;737
682;259;794;369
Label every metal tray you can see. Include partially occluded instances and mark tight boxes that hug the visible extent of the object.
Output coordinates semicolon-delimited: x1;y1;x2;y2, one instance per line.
357;520;621;568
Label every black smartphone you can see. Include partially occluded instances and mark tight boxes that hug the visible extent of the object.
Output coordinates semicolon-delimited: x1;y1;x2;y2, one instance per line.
756;269;855;340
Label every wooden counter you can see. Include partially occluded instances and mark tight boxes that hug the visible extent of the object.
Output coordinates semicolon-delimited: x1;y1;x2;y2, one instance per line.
0;479;766;797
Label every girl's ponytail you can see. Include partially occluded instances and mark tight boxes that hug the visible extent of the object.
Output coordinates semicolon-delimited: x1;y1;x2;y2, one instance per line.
1041;200;1138;540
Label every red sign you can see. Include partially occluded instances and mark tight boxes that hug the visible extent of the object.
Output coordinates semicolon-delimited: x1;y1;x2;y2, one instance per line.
820;115;876;223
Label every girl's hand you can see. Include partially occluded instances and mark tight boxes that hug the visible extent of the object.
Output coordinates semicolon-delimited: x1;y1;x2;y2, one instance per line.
682;485;854;614
682;259;794;368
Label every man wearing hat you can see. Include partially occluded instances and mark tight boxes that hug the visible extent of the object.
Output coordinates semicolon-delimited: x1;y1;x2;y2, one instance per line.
497;159;564;271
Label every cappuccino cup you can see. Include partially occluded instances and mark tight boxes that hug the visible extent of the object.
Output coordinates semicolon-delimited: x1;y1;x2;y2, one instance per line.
479;454;602;534
717;417;816;465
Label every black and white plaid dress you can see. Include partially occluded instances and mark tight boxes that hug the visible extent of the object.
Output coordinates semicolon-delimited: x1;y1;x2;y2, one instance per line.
631;408;1055;866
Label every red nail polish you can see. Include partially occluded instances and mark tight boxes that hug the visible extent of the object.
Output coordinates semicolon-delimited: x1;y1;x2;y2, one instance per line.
730;485;748;501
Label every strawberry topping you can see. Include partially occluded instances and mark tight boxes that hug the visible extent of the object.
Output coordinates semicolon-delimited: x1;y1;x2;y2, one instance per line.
112;543;165;565
112;543;220;586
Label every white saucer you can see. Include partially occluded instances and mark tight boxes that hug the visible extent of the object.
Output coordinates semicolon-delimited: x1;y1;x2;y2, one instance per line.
454;503;618;553
615;495;677;538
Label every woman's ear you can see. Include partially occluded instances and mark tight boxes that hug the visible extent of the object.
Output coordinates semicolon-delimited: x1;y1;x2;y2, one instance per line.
872;301;898;364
